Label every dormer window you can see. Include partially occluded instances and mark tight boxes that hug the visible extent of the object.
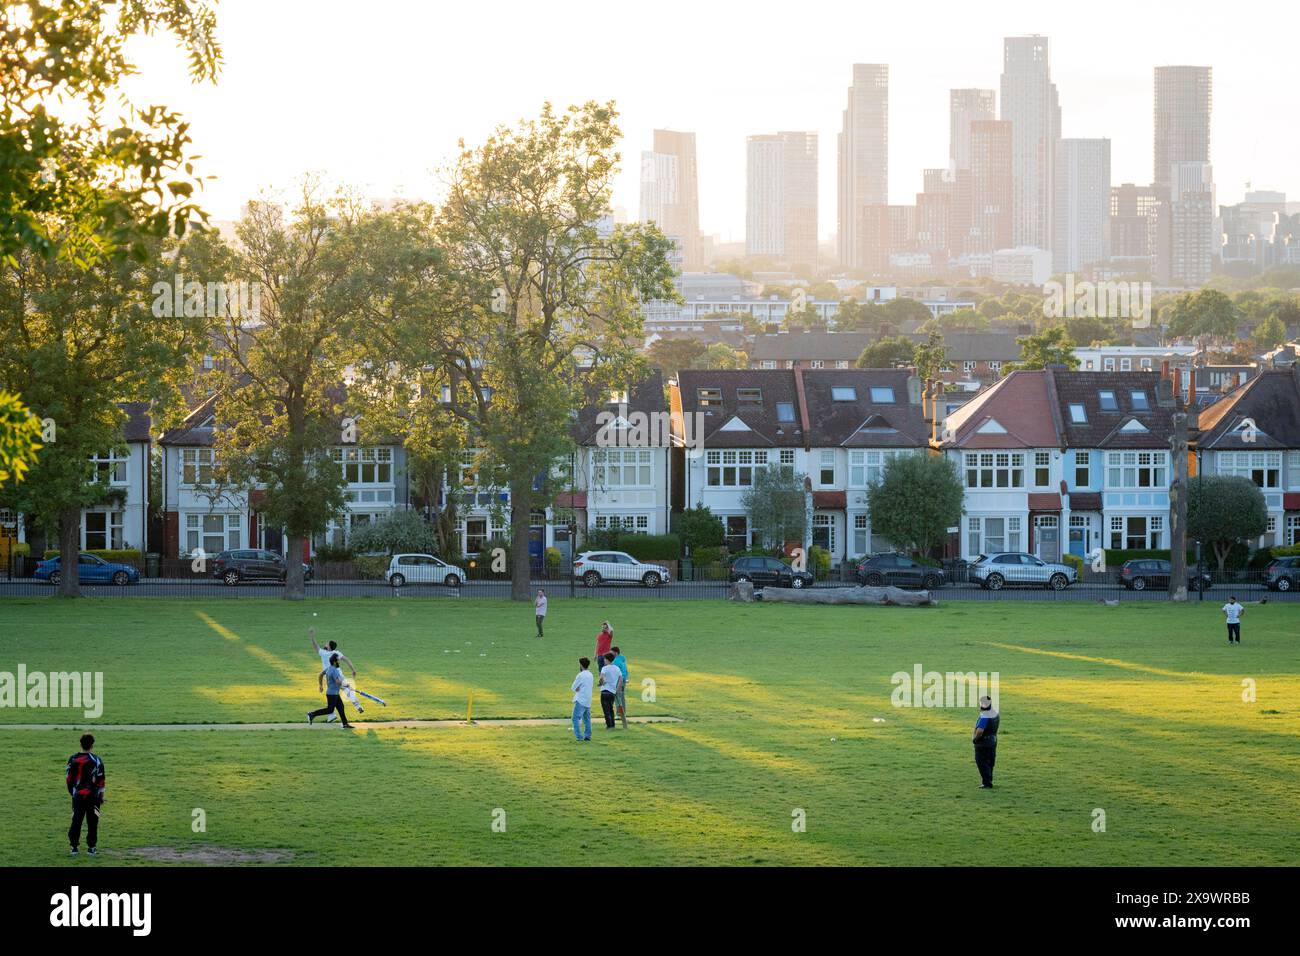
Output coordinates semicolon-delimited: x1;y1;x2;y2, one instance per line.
1130;390;1149;411
737;387;763;406
697;387;723;407
1098;390;1117;411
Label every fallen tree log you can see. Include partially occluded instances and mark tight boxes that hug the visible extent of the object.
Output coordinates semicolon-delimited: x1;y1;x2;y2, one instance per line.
760;584;937;607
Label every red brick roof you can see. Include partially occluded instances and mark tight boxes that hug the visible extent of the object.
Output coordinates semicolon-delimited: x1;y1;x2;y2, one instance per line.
1028;492;1062;511
942;371;1059;448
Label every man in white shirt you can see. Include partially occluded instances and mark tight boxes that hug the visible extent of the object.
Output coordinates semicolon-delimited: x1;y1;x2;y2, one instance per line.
1222;597;1244;645
598;653;624;730
571;657;593;741
535;589;547;639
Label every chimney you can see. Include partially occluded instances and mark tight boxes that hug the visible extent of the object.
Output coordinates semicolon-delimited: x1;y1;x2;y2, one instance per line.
1187;367;1196;405
907;374;922;405
932;383;948;444
1171;364;1180;404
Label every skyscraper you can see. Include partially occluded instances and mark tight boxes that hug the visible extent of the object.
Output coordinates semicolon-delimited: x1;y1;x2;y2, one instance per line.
837;64;889;270
1053;139;1111;273
1164;161;1215;286
746;131;818;267
965;119;1013;254
1153;66;1212;198
1000;36;1060;253
950;89;996;171
639;129;701;270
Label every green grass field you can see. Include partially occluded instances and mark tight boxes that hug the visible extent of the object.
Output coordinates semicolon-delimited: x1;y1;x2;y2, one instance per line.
1;597;1296;866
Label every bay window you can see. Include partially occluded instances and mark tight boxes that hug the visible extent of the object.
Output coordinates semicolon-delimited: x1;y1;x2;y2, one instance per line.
593;449;652;487
706;450;768;487
1109;514;1163;550
333;447;393;484
185;512;241;556
1217;451;1281;489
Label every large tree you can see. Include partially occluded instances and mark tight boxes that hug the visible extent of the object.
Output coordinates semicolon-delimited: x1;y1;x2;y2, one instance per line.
356;103;677;600
0;237;207;594
867;453;963;557
1;0;220;264
856;336;914;369
200;188;363;599
1188;475;1268;571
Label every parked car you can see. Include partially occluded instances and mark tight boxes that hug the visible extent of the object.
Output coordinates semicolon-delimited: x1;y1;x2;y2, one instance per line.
35;553;139;586
855;552;944;590
729;555;815;589
1119;558;1212;592
211;549;314;586
385;553;464;588
572;551;670;588
1265;555;1300;592
970;552;1077;591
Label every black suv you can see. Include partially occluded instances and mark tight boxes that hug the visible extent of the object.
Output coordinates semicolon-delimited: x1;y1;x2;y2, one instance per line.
1265;556;1300;592
728;556;815;589
211;549;314;586
1119;559;1212;592
856;552;944;590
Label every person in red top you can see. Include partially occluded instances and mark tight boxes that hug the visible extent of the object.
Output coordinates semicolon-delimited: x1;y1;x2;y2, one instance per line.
65;733;105;856
594;621;613;672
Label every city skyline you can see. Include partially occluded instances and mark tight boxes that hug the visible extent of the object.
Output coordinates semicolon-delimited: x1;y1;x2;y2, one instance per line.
120;0;1298;244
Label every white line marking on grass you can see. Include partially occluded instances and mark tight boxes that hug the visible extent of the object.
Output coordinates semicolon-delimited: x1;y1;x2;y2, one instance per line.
0;716;684;731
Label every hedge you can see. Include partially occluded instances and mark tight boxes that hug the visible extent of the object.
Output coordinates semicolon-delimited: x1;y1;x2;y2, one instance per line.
43;548;142;563
1103;544;1253;570
353;554;389;580
616;533;679;561
1269;543;1300;558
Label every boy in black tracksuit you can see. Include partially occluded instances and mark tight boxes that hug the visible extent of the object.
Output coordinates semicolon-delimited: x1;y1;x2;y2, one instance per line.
66;733;106;855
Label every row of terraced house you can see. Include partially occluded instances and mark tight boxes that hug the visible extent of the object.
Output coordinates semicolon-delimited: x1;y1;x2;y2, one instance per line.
10;356;1300;568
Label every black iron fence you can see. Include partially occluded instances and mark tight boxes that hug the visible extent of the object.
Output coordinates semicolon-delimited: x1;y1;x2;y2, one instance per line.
2;552;1296;602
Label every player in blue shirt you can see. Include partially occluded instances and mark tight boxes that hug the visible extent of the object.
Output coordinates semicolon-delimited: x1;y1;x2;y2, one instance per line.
973;695;1000;789
308;653;353;728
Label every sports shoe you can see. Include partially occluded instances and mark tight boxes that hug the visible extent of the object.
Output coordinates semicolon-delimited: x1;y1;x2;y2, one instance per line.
87;847;97;856
307;712;314;725
70;847;78;856
357;706;364;714
979;784;993;790
341;723;354;729
327;714;338;723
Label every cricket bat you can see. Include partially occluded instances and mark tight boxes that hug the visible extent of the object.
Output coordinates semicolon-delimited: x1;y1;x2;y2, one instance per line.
355;688;387;706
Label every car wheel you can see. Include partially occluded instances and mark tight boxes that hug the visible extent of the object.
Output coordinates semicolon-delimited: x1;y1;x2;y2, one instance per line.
642;571;662;588
1131;577;1146;591
865;572;885;587
735;574;751;584
389;573;405;588
112;570;129;586
1187;578;1201;592
922;574;940;590
49;570;61;586
791;576;805;589
985;573;1004;591
1278;577;1293;592
444;574;461;588
1048;573;1068;591
583;571;601;588
222;570;240;587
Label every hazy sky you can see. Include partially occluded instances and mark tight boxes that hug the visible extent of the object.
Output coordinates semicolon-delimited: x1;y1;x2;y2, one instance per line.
123;0;1298;244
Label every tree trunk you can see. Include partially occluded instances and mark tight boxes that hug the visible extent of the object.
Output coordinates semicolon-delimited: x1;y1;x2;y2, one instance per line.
57;507;81;598
283;533;307;600
509;480;532;601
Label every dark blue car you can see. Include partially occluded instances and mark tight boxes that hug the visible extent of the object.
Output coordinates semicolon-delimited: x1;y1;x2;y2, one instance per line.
35;553;140;586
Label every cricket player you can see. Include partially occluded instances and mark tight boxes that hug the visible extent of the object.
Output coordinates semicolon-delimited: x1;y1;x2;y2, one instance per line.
310;627;362;717
66;733;105;856
1223;596;1245;645
973;695;999;789
610;646;629;726
308;653;353;728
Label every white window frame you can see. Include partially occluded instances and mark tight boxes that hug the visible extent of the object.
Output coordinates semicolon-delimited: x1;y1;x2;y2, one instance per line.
964;451;1025;489
1217;451;1281;489
83;510;124;550
706;449;767;487
181;448;215;486
593;448;652;488
184;512;242;556
90;450;129;486
1106;451;1168;489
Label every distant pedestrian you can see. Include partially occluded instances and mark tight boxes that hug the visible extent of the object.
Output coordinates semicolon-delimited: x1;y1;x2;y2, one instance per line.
66;733;105;856
594;621;613;671
973;696;999;790
571;658;593;741
611;646;629;727
1223;596;1244;645
308;653;353;728
535;589;547;639
598;653;623;729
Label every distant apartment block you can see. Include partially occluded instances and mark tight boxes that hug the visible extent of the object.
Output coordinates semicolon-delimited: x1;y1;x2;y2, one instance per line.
838;64;889;270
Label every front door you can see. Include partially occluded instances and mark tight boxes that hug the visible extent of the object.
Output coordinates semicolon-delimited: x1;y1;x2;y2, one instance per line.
1038;522;1060;563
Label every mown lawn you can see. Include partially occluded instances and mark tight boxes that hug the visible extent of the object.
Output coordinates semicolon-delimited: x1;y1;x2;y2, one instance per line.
0;597;1296;866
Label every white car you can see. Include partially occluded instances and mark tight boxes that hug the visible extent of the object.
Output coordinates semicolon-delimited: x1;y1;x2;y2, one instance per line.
573;550;671;588
385;553;465;588
970;552;1077;591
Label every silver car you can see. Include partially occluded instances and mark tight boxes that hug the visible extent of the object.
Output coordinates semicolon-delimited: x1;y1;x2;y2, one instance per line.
971;552;1077;591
